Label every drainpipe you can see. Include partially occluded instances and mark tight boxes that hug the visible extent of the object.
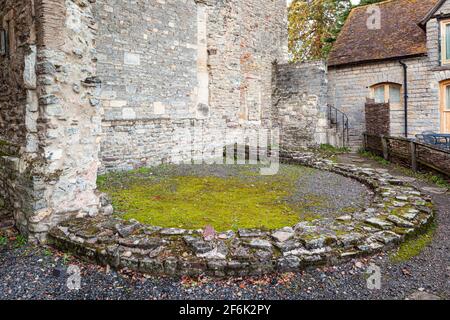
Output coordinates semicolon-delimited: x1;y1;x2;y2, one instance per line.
399;61;408;138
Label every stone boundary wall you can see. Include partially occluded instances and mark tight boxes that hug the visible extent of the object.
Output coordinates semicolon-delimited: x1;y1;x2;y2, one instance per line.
272;61;329;151
364;133;450;177
365;101;390;136
48;153;434;277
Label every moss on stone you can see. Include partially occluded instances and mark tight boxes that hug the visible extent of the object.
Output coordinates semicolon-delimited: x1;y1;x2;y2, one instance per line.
98;164;336;231
390;220;437;263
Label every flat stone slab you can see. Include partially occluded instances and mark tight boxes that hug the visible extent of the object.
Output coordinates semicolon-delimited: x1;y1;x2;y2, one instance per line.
406;291;442;300
421;187;448;194
271;227;294;242
365;218;394;230
47;152;435;277
247;239;273;250
386;215;415;228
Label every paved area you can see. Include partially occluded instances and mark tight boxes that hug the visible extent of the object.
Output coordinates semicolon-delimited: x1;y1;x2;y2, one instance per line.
0;154;448;300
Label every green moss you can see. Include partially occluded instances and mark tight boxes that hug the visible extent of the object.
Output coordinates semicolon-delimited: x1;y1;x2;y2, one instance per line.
358;150;390;166
390;221;437;263
317;144;350;160
359;150;450;189
98;164;334;231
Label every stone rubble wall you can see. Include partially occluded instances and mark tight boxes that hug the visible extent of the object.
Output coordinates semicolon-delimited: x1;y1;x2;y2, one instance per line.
272;61;329;151
1;0;290;240
48;153;435;277
1;0;103;242
95;0;288;171
0;0;38;221
25;0;103;242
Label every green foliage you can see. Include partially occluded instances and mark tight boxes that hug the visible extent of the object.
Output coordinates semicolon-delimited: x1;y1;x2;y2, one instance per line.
98;165;329;231
358;149;450;189
390;221;437;263
14;234;27;248
289;0;352;62
358;149;390;165
396;167;450;190
319;143;350;153
288;0;385;62
0;236;7;246
62;253;72;265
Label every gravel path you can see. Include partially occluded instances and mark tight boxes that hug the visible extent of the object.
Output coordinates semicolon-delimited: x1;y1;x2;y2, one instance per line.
0;155;448;300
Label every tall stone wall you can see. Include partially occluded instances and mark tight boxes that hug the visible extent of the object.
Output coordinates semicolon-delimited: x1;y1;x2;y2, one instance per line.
95;0;287;171
0;0;37;220
1;0;103;242
272;61;329;151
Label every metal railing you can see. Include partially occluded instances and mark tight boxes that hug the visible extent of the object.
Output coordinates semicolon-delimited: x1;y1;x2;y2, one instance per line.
327;104;349;147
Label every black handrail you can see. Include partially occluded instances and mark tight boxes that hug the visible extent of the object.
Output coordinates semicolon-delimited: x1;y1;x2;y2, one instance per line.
327;104;349;147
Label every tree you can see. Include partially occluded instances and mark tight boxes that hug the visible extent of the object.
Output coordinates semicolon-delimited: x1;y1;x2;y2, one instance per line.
288;0;352;62
288;0;385;62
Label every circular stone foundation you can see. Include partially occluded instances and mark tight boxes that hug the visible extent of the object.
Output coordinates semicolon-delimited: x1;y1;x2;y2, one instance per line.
96;163;373;231
49;152;435;277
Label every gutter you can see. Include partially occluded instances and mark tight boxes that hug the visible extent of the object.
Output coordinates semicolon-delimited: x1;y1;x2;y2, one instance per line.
399;61;408;138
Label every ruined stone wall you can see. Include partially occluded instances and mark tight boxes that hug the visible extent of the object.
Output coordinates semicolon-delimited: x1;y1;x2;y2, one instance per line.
0;0;103;242
272;61;329;151
0;0;37;219
96;0;287;171
328;56;439;147
1;0;288;240
25;0;102;241
0;0;35;146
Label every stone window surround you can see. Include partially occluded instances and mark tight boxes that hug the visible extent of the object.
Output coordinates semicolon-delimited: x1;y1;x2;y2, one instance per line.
1;9;15;58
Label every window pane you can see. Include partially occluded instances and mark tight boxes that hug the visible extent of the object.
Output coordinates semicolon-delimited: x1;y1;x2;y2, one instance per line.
446;85;450;110
374;86;385;103
446;24;450;60
389;85;401;103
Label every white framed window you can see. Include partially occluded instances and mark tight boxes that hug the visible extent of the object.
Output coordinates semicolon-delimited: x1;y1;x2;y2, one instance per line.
441;19;450;65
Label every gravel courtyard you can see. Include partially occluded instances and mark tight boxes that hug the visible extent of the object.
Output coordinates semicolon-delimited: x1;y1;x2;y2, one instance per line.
0;155;448;300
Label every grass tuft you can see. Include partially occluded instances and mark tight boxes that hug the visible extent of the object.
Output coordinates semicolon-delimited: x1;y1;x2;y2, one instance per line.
390;221;437;263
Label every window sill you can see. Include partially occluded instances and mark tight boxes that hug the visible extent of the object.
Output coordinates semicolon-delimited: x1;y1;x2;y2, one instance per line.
431;65;450;71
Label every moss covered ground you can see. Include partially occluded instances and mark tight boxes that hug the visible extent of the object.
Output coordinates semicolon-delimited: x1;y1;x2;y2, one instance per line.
98;164;364;231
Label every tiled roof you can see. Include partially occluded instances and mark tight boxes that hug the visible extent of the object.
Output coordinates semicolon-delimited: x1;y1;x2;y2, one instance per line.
328;0;439;67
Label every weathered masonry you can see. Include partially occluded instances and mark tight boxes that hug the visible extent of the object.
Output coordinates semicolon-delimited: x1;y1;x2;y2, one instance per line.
1;0;337;241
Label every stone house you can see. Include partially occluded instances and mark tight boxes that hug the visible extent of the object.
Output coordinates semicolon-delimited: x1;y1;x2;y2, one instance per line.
327;0;450;147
